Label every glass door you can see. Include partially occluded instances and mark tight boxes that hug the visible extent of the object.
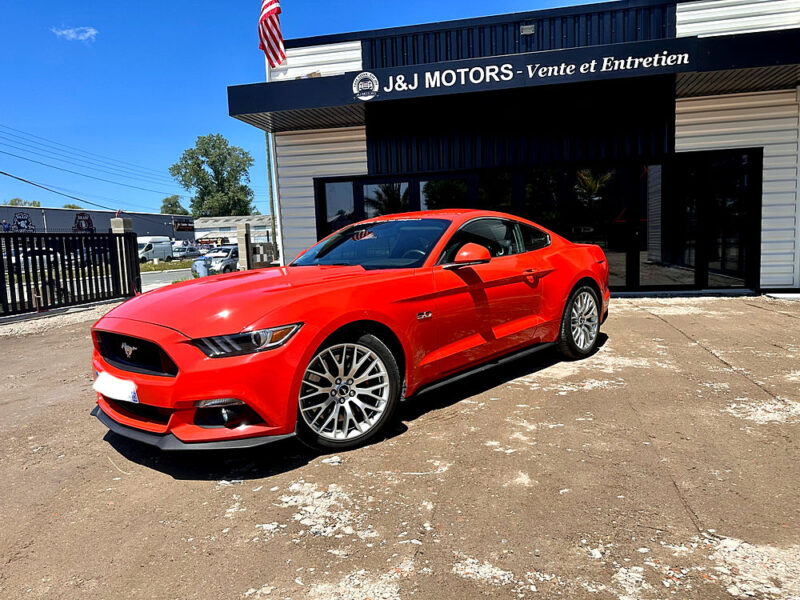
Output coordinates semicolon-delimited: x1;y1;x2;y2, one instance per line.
638;149;761;290
704;152;759;288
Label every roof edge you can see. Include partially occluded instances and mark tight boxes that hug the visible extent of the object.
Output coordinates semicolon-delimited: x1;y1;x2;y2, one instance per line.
284;0;680;49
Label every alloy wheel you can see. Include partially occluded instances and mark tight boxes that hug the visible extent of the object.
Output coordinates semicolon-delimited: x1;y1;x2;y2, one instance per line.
570;291;599;351
299;343;390;441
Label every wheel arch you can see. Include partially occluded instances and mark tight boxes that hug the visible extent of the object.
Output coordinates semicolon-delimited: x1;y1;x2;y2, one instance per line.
557;273;604;326
571;275;602;301
319;320;407;387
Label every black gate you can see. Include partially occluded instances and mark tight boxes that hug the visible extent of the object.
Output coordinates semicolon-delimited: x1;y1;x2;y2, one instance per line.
0;231;141;317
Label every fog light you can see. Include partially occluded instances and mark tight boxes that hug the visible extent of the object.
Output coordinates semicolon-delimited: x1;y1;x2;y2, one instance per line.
193;399;264;429
194;398;244;408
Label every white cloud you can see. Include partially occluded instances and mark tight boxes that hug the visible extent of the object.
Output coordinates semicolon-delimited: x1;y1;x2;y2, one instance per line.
51;26;98;42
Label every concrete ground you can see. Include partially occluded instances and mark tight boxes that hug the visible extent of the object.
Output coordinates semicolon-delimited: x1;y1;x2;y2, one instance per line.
141;268;192;291
1;296;799;599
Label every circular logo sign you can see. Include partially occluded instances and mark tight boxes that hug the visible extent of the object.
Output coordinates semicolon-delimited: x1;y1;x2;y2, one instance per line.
352;71;379;101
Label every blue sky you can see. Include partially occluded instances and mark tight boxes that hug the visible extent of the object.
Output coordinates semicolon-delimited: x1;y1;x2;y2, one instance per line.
0;0;585;215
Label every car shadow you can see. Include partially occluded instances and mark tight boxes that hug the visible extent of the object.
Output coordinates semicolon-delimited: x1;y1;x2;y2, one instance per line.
103;334;605;481
103;432;317;481
399;333;608;422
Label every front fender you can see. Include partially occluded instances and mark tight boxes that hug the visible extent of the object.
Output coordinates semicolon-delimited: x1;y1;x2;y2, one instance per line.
282;308;414;425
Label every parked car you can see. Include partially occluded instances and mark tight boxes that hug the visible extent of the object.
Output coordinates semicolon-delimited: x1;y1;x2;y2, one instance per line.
138;236;173;263
190;245;239;277
172;245;201;260
7;246;62;271
90;210;609;452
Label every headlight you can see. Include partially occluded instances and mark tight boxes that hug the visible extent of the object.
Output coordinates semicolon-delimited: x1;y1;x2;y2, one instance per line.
192;323;302;357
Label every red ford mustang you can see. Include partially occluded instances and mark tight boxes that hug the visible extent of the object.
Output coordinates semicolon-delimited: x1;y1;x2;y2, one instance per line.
91;210;609;451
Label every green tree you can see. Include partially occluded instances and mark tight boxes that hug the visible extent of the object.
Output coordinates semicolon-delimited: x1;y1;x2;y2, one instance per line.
364;183;410;216
62;203;83;209
169;134;255;217
420;180;467;210
7;198;41;207
573;169;615;206
160;195;189;215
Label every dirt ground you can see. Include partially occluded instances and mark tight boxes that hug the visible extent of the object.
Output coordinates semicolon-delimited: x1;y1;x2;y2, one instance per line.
1;296;799;600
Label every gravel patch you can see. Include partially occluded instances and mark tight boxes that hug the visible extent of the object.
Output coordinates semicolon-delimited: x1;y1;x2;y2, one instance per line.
723;397;800;424
0;302;120;337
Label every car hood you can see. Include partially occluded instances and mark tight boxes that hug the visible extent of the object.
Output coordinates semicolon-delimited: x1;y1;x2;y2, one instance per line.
102;265;370;338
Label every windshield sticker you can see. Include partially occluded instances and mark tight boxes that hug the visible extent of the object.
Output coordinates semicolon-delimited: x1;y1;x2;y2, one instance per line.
351;230;376;241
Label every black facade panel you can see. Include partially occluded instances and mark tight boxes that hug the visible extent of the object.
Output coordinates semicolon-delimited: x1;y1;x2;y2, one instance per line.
365;76;675;176
363;2;675;69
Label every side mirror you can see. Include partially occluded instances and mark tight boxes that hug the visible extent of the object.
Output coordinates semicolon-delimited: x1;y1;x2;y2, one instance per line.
453;242;491;266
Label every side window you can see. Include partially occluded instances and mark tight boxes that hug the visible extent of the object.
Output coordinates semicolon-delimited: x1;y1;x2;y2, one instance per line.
517;223;551;252
440;218;521;263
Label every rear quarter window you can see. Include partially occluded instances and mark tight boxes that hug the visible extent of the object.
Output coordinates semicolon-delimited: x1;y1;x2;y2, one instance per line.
518;223;551;252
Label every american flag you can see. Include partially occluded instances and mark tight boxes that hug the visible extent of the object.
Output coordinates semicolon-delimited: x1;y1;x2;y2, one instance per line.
259;0;285;68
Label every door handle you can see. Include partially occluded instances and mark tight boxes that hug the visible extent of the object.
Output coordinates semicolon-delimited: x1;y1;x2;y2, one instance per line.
522;268;554;279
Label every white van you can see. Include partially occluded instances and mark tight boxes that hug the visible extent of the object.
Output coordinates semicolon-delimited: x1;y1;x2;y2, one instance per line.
138;236;174;263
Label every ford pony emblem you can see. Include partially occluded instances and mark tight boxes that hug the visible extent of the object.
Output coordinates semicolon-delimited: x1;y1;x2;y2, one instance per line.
121;342;137;359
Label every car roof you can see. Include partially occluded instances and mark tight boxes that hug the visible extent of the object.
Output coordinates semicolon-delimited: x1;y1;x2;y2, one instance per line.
359;209;528;225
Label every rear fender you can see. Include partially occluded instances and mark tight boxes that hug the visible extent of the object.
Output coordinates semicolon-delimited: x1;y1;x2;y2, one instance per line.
541;246;607;335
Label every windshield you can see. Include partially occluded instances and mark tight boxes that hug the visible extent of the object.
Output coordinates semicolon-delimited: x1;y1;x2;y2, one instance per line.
137;243;145;251
209;248;233;258
292;219;451;270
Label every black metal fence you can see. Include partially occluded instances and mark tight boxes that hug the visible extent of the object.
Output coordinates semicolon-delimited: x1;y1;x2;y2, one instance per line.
0;231;141;317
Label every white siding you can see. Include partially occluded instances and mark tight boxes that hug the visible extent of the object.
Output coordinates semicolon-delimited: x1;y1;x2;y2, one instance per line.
676;0;800;37
647;165;663;263
266;42;364;263
269;41;362;81
676;89;800;288
274;127;368;263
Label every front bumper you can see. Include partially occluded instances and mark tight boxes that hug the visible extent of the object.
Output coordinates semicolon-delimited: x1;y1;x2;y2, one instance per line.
91;406;295;450
91;316;318;447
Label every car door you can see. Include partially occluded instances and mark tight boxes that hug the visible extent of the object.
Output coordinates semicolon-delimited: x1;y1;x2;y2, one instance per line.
428;218;549;376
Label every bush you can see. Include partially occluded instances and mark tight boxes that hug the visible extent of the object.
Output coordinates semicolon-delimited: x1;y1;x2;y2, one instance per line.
139;259;194;272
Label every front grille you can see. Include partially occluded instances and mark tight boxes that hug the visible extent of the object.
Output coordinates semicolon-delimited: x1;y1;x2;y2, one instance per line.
105;397;173;425
96;331;178;377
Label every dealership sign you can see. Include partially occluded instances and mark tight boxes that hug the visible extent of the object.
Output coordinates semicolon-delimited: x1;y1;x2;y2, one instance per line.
352;38;695;102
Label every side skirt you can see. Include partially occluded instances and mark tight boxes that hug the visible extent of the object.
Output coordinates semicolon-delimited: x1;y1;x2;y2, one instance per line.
413;342;556;398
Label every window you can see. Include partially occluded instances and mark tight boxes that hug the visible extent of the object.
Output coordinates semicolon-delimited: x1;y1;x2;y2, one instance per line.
420;178;468;210
440;218;521;263
324;182;355;232
363;182;410;217
478;170;513;212
517;223;550;252
292;219;451;270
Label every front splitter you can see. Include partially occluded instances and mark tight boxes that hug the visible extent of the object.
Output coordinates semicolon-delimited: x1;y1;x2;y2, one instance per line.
91;405;295;451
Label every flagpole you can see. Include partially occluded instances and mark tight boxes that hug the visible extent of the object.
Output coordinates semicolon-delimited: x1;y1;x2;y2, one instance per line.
259;0;286;265
264;59;282;265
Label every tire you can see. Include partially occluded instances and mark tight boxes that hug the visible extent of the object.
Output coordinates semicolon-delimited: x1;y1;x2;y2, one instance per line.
557;284;601;360
296;332;402;451
222;266;232;273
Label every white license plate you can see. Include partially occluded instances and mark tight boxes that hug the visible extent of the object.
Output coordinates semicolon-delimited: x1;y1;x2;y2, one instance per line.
93;371;139;403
